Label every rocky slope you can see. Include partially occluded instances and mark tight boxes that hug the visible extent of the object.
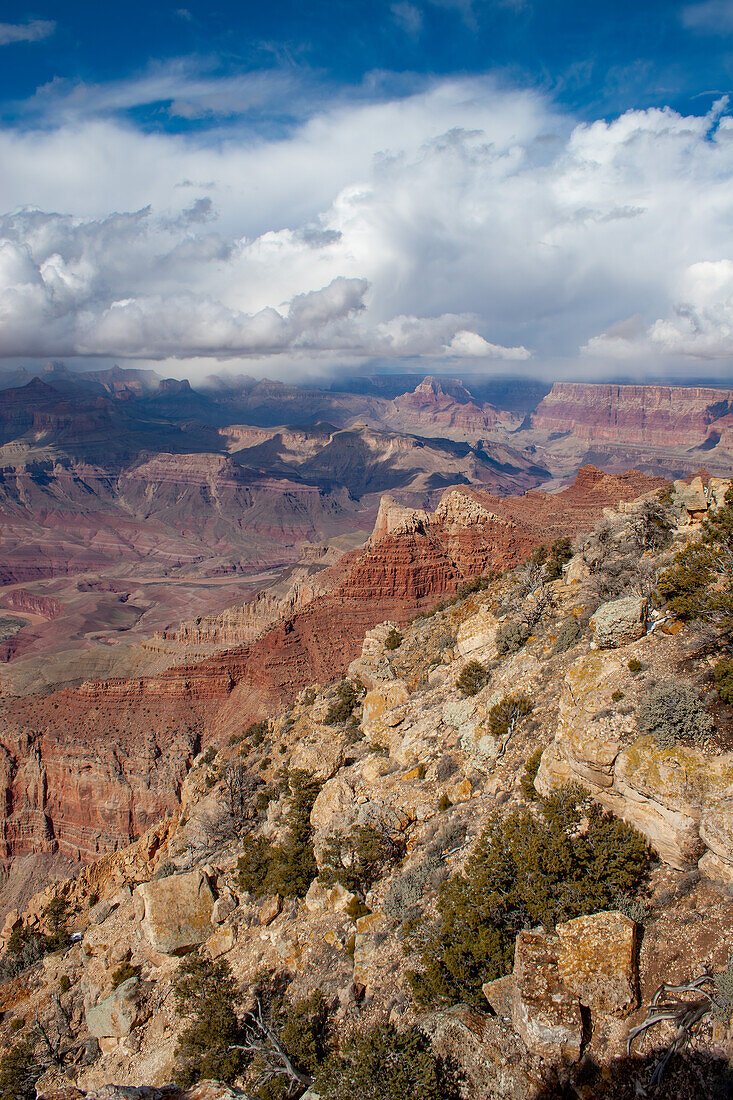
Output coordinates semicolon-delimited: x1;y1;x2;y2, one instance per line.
1;475;732;1098
0;467;662;872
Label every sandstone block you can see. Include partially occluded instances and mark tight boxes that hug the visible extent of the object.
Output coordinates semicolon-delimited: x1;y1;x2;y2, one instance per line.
85;977;147;1039
260;894;283;926
361;681;410;735
442;699;476;728
557;911;638;1016
512;931;583;1060
590;596;647;648
211;891;236;925
456;606;499;658
482;974;514;1018
673;477;707;520
135;869;215;954
304;879;357;914
564;555;590;585
206;925;236;958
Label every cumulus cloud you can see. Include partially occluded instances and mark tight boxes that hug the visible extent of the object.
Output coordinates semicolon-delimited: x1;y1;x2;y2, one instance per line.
1;75;733;374
0;20;55;45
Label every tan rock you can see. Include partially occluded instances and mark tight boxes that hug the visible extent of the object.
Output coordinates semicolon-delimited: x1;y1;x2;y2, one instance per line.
136;869;215;954
512;931;583;1060
211;891;236;925
260;894;282;926
85;977;148;1039
590;596;647;649
456;606;499;658
206;924;236;958
304;879;357;914
557;911;638;1016
361;681;410;736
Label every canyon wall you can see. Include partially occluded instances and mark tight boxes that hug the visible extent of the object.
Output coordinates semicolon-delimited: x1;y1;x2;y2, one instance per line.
533;381;733;447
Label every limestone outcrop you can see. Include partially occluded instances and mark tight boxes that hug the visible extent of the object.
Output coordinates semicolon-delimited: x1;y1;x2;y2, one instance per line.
135;870;216;954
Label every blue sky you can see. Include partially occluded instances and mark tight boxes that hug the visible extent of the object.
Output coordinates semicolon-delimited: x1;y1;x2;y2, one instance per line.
1;0;730;128
1;1;733;379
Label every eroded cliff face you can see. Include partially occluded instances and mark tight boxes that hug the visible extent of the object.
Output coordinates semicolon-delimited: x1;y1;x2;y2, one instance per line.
533;381;733;447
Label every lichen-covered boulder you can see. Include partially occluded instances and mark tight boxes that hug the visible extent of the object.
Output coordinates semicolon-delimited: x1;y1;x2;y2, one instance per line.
135;869;215;954
85;977;148;1039
557;911;638;1016
512;931;583;1060
590;596;647;649
456;606;499;658
361;680;410;737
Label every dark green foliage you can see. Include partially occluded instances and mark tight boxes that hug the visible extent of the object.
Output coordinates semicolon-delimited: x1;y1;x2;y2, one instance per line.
488;694;532;740
658;487;733;633
637;679;714;747
384;627;403;651
320;822;406;897
456;659;489;697
244;720;269;746
254;988;331;1100
111;961;140;988
313;1022;460;1100
456;574;493;598
324;680;362;725
0;1041;42;1100
0;929;49;984
521;748;543;801
202;746;217;766
59;974;72;993
237;772;322;898
611;690;625;702
42;896;70;950
628;657;643;673
408;786;651;1007
545;537;573;580
496;619;529;655
173;953;244;1087
553;616;582;653
438;793;451;811
714;658;733;704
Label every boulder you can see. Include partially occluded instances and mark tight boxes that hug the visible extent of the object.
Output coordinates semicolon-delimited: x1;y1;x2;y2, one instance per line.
557;911;638;1015
135;869;215;954
673;477;707;521
590;596;647;649
304;879;357;914
361;680;410;737
456;606;499;658
511;931;583;1060
206;924;236;958
564;555;590;585
211;891;236;925
85;977;148;1039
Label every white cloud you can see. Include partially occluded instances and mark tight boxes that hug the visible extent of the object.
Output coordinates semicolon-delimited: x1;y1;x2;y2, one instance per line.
681;0;733;32
1;74;733;374
0;20;55;45
391;2;423;36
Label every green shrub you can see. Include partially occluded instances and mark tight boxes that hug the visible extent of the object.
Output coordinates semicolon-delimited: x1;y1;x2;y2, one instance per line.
313;1022;460;1100
545;537;573;580
628;657;643;673
324;680;362;725
173;953;244;1087
611;690;624;702
0;1040;42;1100
253;987;331;1100
0;929;48;983
237;772;322;898
495;619;529;655
42;895;70;950
244;720;269;746
59;974;72;994
521;748;543;801
456;575;492;598
438;793;451;812
553;616;582;654
714;658;733;704
320;822;406;898
637;679;714;747
111;960;140;988
384;627;403;651
407;785;651;1007
455;659;489;697
488;694;532;740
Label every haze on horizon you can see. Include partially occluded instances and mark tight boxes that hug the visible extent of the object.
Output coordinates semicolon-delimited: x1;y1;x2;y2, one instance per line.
1;0;733;384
